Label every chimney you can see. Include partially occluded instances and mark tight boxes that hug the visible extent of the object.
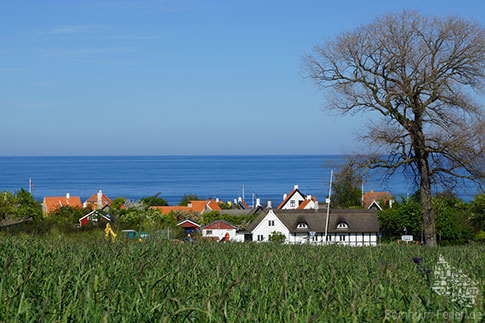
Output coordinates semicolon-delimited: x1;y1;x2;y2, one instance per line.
267;200;272;209
83;202;87;208
234;199;237;204
216;197;220;203
294;184;299;190
371;188;374;193
314;198;319;211
66;193;70;199
306;195;311;200
256;198;261;207
97;190;103;209
238;196;242;202
283;193;287;200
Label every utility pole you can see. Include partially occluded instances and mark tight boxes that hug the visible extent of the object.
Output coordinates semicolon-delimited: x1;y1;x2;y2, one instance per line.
324;170;333;245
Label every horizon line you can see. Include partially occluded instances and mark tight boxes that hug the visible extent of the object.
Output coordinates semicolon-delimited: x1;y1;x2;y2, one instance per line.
0;154;349;158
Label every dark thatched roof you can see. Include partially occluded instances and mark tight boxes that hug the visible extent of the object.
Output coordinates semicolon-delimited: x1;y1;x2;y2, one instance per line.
246;209;379;234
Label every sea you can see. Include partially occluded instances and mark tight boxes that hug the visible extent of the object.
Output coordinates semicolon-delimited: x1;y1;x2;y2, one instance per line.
0;156;479;205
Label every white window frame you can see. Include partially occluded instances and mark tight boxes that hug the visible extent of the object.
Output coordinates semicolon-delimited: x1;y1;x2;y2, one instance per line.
268;220;275;226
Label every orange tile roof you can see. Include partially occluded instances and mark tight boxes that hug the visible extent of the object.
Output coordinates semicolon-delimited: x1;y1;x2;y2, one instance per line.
189;201;207;213
151;199;222;215
150;206;193;215
43;196;82;214
362;191;392;209
277;189;297;209
297;199;311;209
85;192;111;209
207;199;222;210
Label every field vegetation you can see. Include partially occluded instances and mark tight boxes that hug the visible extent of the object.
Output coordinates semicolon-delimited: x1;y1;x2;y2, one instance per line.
0;235;484;321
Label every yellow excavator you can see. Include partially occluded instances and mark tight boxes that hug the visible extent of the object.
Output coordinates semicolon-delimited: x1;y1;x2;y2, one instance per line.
104;223;117;242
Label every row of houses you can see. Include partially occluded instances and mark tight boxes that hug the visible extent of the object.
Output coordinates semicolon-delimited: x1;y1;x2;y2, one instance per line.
179;207;380;246
41;185;390;245
42;190;111;215
276;184;392;211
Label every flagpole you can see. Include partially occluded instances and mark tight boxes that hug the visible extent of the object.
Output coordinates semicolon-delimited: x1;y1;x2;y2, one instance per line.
29;178;31;194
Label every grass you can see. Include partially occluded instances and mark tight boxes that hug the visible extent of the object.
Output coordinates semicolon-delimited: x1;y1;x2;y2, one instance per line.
0;235;484;322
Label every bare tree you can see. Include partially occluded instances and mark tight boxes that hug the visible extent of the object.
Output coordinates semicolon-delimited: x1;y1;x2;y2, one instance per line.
303;11;485;246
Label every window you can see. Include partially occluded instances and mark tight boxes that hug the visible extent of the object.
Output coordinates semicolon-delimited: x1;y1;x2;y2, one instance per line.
337;222;348;229
206;230;212;235
268;220;275;226
326;235;332;241
339;235;346;241
297;223;308;228
257;235;264;241
290;200;296;207
312;235;317;242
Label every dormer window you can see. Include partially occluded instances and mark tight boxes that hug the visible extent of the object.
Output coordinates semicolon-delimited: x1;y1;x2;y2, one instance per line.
337;222;348;229
297;222;308;228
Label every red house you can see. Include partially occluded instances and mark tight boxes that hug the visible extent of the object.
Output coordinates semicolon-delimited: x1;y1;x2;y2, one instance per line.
79;209;113;226
177;219;201;232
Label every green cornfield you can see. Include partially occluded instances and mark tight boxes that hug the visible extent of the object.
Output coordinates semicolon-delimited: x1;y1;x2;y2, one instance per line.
0;236;484;322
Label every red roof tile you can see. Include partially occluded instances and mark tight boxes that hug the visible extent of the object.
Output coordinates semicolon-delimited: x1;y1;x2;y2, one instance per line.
362;191;392;209
43;196;82;214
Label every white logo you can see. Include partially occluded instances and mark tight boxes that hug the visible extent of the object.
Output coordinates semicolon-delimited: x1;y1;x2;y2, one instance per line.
432;255;479;308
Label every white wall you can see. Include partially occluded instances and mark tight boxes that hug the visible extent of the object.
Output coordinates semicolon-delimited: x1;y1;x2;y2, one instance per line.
280;192;305;209
202;228;237;241
234;232;245;242
251;210;290;242
287;232;378;246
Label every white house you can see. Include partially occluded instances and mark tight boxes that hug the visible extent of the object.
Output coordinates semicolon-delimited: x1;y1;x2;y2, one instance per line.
202;220;238;241
246;208;379;246
277;185;307;209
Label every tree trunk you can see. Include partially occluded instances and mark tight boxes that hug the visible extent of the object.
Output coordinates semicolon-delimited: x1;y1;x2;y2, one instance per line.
416;150;438;247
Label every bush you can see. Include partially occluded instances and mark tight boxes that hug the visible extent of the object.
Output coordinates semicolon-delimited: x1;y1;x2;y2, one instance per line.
268;231;286;244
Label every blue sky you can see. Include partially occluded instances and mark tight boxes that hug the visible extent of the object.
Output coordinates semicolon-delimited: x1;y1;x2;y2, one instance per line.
1;0;483;156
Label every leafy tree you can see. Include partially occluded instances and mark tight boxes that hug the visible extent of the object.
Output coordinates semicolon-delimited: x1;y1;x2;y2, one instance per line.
304;11;485;246
15;188;42;221
469;193;485;231
200;211;258;227
171;210;198;222
0;191;16;221
433;197;470;244
217;202;232;210
378;197;422;241
110;197;126;211
50;206;91;225
178;194;200;206
140;196;168;207
332;165;363;208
